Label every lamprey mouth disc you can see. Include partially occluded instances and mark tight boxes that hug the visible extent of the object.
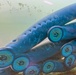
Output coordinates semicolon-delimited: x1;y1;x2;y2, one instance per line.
65;55;75;67
61;44;72;57
0;50;14;68
23;65;40;75
43;61;54;73
12;56;29;72
48;26;63;42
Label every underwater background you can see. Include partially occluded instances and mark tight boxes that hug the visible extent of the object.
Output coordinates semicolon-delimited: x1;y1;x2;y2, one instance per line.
0;0;76;75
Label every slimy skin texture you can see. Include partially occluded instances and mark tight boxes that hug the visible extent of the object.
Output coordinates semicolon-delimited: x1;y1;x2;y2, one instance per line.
61;40;76;57
12;40;67;72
